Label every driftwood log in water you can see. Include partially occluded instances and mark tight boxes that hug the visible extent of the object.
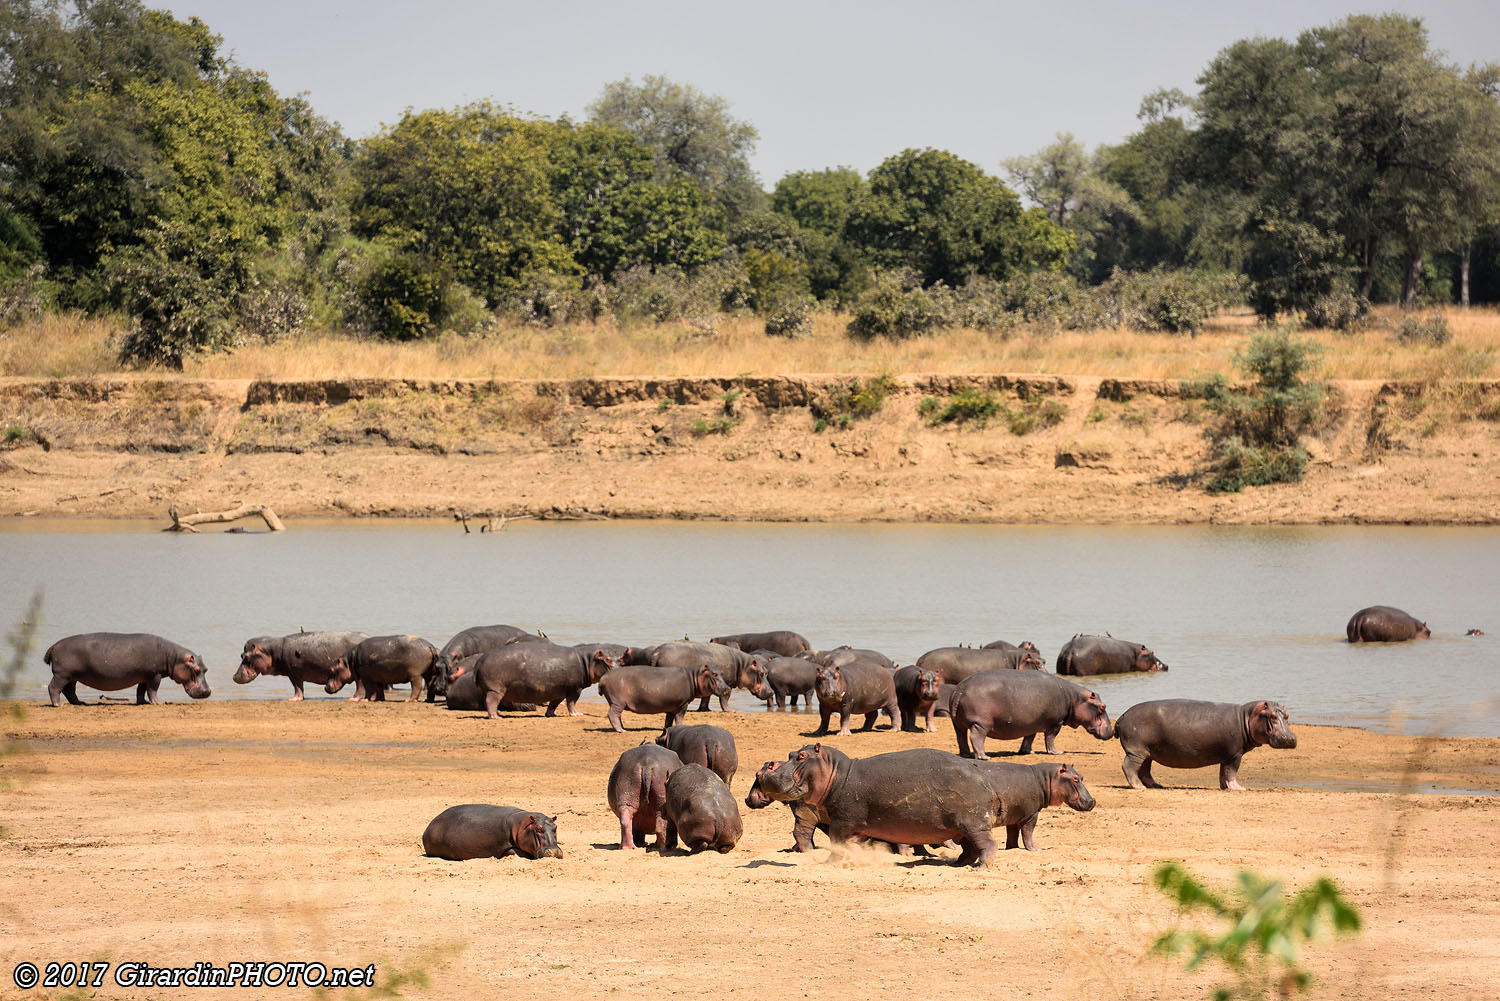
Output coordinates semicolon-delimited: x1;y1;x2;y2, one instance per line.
166;503;285;533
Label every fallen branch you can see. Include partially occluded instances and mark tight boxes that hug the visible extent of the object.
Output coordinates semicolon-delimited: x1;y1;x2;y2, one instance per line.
166;503;285;533
451;510;535;533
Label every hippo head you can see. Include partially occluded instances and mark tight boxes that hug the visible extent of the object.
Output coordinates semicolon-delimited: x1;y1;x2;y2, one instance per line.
235;641;273;684
745;760;786;809
1020;640;1040;654
448;654;480;684
514;813;562;860
696;665;731;699
1017;650;1044;670
1248;701;1297;749
324;657;352;694
585;649;619;684
743;663;769;700
1416;621;1432;639
710;636;740;650
1134;645;1167;672
425;651;452;698
1069;689;1114;740
172;651;212;700
814;665;845;703
1047;764;1096;812
915;668;941;701
787;743;841;807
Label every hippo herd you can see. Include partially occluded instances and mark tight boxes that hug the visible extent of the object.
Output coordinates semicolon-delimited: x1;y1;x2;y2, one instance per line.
40;603;1444;866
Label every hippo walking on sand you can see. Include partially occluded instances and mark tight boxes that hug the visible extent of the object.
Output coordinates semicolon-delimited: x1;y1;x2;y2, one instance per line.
599;665;731;732
45;632;211;706
744;656;818;709
656;724;738;786
950;670;1114;758
814;661;900;736
1346;606;1431;643
892;665;944;732
651;641;761;711
975;761;1095;850
235;630;365;701
1115;699;1298;791
421;805;562;860
663;764;742;853
325;635;449;702
452;642;617;719
1055;635;1167;675
608;743;684;850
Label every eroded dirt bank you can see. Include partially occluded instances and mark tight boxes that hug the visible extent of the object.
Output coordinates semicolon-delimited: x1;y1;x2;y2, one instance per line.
2;373;1498;524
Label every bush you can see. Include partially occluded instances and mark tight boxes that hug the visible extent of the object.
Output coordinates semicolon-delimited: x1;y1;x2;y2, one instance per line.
1200;328;1325;491
1303;282;1369;332
1006;396;1067;435
996;271;1088;328
604;261;748;327
236;271;310;342
1395;312;1451;347
107;246;237;369
495;273;603;327
919;388;1002;426
762;294;815;337
1099;267;1246;335
354;252;459;341
0;263;60;329
811;375;901;430
846;270;946;340
1204;442;1310;493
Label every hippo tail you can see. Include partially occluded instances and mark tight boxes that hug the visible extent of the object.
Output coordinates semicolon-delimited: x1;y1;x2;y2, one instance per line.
43;644;52;665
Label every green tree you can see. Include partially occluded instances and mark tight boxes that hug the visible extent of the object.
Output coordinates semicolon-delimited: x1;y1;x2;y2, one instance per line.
770;168;871;302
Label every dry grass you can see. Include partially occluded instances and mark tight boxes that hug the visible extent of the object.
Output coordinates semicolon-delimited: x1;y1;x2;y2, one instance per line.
3;306;1499;382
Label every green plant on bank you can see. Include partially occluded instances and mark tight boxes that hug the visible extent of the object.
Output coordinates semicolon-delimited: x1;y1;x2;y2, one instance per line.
1152;862;1361;1001
919;389;1065;434
690;389;744;436
812;374;901;431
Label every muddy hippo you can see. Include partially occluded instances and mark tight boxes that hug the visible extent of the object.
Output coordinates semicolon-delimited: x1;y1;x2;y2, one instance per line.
976;761;1095;850
1116;699;1298;791
608;742;684;850
710;630;812;657
656;724;738;786
917;646;1042;682
599;665;731;732
663;764;742;853
452;641;617;719
950;670;1114;758
651;641;760;711
325;635;448;702
801;647;897;671
893;665;944;732
745;758;827;851
439;624;543;663
744;656;818;710
44;632;211;706
1055;635;1167;675
814;661;900;736
421;804;562;860
235;630;366;701
1346;606;1431;643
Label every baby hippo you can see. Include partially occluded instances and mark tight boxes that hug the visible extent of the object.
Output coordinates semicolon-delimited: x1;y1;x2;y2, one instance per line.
977;761;1095;850
608;743;683;850
663;764;742;854
1115;699;1297;791
421;804;562;860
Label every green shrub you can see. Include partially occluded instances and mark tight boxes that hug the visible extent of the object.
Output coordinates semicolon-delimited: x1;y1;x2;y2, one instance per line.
920;388;1002;426
1303;282;1368;332
1204;442;1310;493
690;415;740;437
1099;267;1246;335
496;273;602;327
0;263;60;329
107;246;237;369
1006;397;1067;435
812;375;901;430
604;261;748;326
763;295;814;337
1394;312;1451;346
846;270;946;340
354;252;457;341
1200;328;1325;491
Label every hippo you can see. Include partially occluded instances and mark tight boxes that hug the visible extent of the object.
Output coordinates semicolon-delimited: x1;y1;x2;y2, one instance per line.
1346;606;1431;643
982;639;1042;658
442;656;538;712
892;664;944;732
325;635;448;702
709;631;812;657
451;641;617;719
655;724;738;786
916;646;1043;683
599;665;731;732
44;632;211;706
1055;635;1167;675
662;764;742;853
421;804;562;860
950;670;1114;759
744;656;819;710
755;744;1006;866
607;742;684;850
814;661;900;736
439;624;543;664
800;647;897;671
235;630;366;701
571;642;639;666
975;761;1095;850
650;641;760;712
1115;699;1298;791
745;758;827;852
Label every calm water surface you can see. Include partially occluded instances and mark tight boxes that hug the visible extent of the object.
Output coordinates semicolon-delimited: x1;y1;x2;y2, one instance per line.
1;520;1496;737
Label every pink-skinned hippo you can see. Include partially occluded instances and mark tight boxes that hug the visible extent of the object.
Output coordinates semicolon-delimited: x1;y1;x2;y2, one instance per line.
450;641;618;719
656;724;738;786
651;641;761;712
439;624;544;664
917;645;1043;682
1346;606;1431;643
325;635;448;702
950;669;1114;758
44;632;210;706
663;764;742;853
599;665;732;732
1055;635;1167;675
814;661;900;736
975;761;1096;850
1115;699;1297;791
743;656;818;710
709;630;812;657
421;804;562;860
892;664;944;732
607;742;684;850
235;630;366;701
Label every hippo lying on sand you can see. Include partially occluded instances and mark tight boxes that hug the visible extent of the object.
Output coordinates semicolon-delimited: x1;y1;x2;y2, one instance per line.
421;805;562;860
1115;699;1297;791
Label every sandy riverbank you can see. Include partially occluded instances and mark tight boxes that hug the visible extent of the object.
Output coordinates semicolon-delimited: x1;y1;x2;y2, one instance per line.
2;700;1497;1000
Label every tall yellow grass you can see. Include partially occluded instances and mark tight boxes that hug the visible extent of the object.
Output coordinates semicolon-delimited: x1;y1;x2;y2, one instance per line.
3;306;1498;381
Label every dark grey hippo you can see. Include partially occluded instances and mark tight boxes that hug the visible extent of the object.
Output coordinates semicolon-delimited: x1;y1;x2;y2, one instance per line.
451;641;617;719
917;645;1044;681
745;758;826;852
599;665;732;732
607;742;684;850
650;641;760;711
800;647;897;671
439;624;543;663
744;656;818;710
44;632;211;706
663;764;742;853
1116;699;1298;791
571;642;640;665
421;804;562;860
325;634;448;702
950;670;1114;758
655;724;738;785
442;656;538;712
709;630;812;657
1055;635;1167;676
235;630;366;701
892;664;944;732
975;761;1096;850
1346;606;1431;643
814;661;900;736
753;744;1006;866
982;639;1043;659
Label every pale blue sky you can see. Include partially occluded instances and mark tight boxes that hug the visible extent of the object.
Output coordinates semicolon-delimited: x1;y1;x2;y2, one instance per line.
163;1;1499;187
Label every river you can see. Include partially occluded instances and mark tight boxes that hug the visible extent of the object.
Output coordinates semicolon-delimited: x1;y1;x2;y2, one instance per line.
1;519;1495;737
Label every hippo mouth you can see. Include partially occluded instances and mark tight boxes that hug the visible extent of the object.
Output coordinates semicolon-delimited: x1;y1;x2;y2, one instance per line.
746;787;772;809
232;666;256;684
187;682;212;700
536;846;563;859
1070;794;1097;812
1269;732;1297;749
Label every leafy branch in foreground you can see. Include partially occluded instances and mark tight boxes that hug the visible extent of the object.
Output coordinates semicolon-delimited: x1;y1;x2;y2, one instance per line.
1152;861;1361;1001
2;590;43;832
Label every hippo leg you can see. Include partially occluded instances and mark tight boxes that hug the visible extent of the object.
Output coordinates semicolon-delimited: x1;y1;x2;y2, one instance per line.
618;808;637;850
663;820;678;853
1018;815;1040;851
885;699;900;730
815;706;833;736
1004;823;1021;850
485;690;503;720
924;705;937;733
790;806;819;851
545;699;561;717
966;724;989;759
1220;755;1248;791
136;678;160;705
1040;724;1063;753
695;695;711;712
1122;751;1157;790
860;711;878;732
407;676;424;702
654;814;670;850
1017;733;1036;755
348;679;366;702
606;704;625;733
565;693;583;717
47;676;72;707
718;692;731;712
955;826;998;867
837;708;854;737
287;678;306;702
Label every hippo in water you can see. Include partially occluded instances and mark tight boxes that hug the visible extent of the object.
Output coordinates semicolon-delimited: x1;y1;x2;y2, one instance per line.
1055;635;1167;675
1346;606;1431;643
235;630;366;701
950;670;1114;758
709;630;812;657
452;641;618;719
608;743;684;850
800;647;897;671
325;635;449;702
44;632;211;706
599;665;731;732
744;656;818;710
421;804;562;860
662;764;742;853
1115;699;1298;791
655;724;738;786
975;761;1095;850
814;661;900;736
917;646;1043;681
